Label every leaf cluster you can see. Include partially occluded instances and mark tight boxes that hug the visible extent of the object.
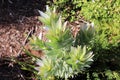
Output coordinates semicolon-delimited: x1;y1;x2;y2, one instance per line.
29;6;94;80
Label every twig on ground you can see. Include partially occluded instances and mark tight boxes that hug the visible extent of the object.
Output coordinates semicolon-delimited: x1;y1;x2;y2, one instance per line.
17;27;34;56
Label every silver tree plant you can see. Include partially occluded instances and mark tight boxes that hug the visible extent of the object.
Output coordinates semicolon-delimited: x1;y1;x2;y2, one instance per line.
30;6;94;80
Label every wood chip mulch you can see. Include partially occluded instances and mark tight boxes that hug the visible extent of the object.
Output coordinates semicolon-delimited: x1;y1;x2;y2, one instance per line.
0;16;42;58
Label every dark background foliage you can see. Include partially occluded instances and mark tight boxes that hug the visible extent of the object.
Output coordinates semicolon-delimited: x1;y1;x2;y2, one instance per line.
0;0;49;22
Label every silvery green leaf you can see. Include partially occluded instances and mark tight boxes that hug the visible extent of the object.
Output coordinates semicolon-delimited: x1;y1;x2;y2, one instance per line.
69;67;73;74
46;5;51;14
43;26;49;31
91;22;94;28
80;46;86;60
38;10;49;19
34;67;40;71
87;58;94;62
84;64;90;68
38;32;42;40
56;16;62;30
36;59;44;67
85;52;94;59
53;7;56;13
92;0;95;3
38;17;50;26
75;60;79;64
63;21;68;31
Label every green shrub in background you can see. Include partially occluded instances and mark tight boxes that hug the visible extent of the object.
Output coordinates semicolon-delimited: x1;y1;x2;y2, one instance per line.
48;0;84;21
81;0;120;44
80;0;120;60
78;0;120;79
